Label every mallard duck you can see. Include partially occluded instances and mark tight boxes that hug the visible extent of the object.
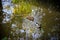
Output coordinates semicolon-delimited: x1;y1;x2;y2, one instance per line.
26;16;34;21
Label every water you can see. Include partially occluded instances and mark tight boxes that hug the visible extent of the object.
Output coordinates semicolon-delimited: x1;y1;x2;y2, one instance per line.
22;7;44;40
2;0;44;40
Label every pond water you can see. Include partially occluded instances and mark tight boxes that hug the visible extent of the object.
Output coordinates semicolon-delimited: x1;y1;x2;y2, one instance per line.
2;0;59;40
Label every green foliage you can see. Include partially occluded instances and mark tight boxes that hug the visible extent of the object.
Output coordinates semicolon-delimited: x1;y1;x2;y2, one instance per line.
12;0;27;4
13;2;32;17
12;0;19;4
